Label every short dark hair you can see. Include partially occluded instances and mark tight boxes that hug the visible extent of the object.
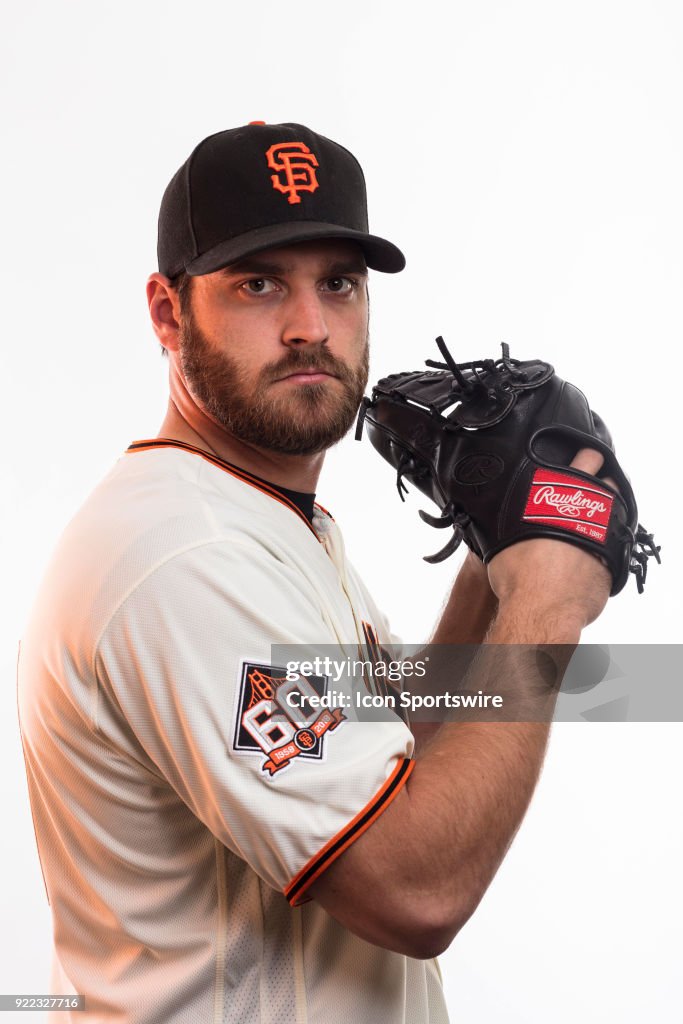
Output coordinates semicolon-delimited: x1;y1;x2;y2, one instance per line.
160;271;193;357
173;271;193;315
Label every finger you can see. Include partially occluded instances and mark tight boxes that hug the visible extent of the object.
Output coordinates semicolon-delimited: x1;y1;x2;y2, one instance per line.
570;447;604;476
569;448;620;494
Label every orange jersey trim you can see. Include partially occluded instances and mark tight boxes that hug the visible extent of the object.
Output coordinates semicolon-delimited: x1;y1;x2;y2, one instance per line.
126;439;323;539
284;757;414;907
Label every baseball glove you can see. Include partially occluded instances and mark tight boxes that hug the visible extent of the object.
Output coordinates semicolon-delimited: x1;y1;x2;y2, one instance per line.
356;337;660;595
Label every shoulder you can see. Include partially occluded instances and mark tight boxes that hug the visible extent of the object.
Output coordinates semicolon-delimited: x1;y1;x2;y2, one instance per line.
26;445;326;654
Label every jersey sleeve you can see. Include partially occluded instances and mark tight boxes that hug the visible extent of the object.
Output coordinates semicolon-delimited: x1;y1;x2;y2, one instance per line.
95;539;414;905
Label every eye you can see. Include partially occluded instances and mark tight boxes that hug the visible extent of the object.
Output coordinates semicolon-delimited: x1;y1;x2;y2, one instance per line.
323;276;357;295
241;278;278;295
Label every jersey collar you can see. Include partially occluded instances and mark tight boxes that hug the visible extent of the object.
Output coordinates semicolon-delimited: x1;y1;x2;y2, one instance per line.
126;438;332;539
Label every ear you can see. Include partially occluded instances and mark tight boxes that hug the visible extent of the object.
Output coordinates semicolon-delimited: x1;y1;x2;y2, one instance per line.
147;273;182;354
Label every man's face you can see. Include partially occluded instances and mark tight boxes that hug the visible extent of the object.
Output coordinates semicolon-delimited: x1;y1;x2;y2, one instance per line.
176;240;370;456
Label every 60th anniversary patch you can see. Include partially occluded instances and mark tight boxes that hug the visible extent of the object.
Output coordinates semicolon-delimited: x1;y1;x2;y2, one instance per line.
232;662;345;776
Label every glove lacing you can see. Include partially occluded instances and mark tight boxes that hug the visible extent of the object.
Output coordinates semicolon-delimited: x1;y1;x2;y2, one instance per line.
425;337;531;399
630;527;662;594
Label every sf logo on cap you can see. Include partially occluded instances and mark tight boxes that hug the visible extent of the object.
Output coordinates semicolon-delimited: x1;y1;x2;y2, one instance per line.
266;141;319;205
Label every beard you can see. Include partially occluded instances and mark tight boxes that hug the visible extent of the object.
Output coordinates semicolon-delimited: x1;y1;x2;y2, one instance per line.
177;308;370;456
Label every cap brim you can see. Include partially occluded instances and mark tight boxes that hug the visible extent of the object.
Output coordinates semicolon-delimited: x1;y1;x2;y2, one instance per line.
185;221;405;275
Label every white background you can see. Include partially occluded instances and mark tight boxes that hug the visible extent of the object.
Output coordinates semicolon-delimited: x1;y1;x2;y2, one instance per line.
2;1;681;1020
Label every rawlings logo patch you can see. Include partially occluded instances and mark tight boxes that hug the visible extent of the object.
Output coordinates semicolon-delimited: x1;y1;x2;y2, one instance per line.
523;468;614;544
232;662;344;776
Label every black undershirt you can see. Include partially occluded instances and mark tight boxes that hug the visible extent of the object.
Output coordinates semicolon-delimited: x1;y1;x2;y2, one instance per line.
249;471;317;524
126;439;318;525
188;445;317;522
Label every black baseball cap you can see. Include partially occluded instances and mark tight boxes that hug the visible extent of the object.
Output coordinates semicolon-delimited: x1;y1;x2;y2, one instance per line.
157;121;405;278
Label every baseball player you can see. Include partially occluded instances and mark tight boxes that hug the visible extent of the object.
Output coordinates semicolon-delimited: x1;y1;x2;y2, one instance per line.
18;122;611;1023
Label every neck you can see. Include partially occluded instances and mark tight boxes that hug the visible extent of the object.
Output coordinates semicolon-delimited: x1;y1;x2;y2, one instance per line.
157;398;325;493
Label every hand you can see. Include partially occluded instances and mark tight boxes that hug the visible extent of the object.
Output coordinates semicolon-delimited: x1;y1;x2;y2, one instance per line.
486;449;613;630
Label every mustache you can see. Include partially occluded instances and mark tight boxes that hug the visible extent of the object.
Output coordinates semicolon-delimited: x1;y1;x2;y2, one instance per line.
264;347;357;383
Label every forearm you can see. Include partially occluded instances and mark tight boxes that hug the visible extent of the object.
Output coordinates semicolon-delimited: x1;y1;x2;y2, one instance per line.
313;461;610;957
410;551;498;752
313;601;579;957
399;609;579;943
431;551;498;645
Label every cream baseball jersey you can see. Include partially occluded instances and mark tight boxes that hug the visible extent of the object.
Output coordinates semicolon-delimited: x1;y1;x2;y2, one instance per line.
18;440;449;1024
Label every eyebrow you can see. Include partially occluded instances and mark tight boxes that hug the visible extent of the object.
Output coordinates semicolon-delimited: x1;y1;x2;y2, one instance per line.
219;257;369;278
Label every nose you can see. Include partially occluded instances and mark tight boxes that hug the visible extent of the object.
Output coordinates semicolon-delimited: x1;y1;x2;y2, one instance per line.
281;290;329;347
